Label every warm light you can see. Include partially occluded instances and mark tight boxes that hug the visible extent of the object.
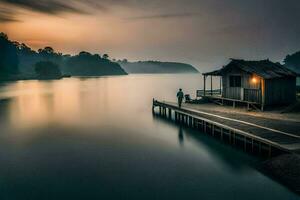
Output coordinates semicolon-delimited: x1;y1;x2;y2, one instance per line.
252;77;257;83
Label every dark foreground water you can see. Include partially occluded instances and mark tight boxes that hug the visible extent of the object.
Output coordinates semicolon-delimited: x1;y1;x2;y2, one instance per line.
0;74;298;200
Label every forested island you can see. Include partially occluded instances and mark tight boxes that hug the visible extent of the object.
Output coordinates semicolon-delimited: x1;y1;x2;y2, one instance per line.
118;60;199;74
0;32;127;81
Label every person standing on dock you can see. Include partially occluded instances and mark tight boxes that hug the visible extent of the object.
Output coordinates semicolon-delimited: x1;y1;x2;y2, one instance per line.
177;88;184;108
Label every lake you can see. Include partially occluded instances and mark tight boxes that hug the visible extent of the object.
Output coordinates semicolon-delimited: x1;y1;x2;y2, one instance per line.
0;74;298;199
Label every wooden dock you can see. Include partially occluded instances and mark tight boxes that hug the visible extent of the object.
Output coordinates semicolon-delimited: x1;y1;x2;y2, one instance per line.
152;99;300;157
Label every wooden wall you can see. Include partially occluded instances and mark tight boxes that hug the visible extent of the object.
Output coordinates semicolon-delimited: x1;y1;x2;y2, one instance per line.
219;66;296;105
222;67;262;102
265;77;296;105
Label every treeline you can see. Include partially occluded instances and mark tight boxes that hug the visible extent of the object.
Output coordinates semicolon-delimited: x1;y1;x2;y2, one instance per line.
0;33;127;80
0;33;19;76
284;51;300;73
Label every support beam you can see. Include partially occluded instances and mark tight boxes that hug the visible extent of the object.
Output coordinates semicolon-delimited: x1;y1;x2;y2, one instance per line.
211;75;213;96
203;75;206;96
220;76;222;95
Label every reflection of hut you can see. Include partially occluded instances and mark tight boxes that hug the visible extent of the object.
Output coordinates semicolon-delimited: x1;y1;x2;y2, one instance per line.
198;59;298;110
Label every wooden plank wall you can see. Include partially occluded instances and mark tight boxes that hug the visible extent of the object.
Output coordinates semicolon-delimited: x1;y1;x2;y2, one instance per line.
222;67;261;101
265;77;296;105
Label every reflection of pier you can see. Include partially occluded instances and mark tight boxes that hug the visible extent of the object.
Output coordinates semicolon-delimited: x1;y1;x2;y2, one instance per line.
152;99;300;157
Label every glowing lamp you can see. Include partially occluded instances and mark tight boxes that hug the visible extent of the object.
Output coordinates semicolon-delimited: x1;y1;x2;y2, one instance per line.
251;77;257;84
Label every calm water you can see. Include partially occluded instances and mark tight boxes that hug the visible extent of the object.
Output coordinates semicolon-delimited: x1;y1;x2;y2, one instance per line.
0;74;298;200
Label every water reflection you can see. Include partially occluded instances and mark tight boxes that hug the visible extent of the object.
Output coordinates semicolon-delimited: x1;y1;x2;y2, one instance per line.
0;75;298;200
178;125;184;146
152;113;259;172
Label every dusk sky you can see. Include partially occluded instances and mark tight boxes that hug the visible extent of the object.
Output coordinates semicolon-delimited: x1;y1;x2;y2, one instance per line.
0;0;300;71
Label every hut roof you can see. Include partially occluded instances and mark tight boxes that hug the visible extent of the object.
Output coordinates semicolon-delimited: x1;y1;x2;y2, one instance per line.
203;59;298;79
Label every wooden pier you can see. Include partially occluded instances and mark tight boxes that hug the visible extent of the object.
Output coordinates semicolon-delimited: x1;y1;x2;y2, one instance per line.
152;99;300;157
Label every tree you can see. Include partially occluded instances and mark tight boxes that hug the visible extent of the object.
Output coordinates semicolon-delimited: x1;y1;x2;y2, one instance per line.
0;32;8;40
0;32;19;75
34;61;62;79
103;54;109;60
284;51;300;72
79;51;92;57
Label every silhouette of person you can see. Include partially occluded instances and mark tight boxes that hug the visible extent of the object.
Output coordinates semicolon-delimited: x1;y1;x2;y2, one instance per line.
177;88;184;108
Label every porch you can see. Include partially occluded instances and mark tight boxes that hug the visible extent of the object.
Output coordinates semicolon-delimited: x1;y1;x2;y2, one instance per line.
196;71;263;111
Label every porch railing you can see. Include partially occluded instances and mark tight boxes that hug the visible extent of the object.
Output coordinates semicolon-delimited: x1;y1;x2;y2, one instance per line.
244;88;261;103
197;89;221;97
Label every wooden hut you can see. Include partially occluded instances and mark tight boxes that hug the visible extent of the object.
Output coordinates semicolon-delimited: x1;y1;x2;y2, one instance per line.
200;59;298;110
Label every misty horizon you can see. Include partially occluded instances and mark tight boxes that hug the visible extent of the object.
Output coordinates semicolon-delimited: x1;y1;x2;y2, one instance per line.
1;0;300;71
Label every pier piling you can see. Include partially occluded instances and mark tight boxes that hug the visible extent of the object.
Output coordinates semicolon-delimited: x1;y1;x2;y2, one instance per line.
152;100;296;157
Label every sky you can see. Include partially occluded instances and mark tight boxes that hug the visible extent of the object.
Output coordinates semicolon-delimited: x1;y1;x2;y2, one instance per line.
0;0;300;71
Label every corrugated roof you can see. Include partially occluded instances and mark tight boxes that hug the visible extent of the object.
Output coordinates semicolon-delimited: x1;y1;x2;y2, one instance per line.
203;59;298;79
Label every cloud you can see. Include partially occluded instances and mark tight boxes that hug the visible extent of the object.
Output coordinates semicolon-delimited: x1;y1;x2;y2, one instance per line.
0;0;89;14
126;12;198;20
0;0;115;22
0;7;19;22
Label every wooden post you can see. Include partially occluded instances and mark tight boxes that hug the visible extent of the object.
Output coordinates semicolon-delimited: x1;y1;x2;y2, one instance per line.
220;76;222;95
152;99;155;113
261;79;265;111
211;75;213;96
204;75;206;96
168;108;172;119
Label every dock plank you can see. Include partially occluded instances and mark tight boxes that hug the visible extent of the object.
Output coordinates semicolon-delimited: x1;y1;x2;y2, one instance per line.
153;100;300;153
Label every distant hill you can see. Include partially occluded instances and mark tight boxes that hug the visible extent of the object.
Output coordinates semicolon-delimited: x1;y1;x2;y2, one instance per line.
0;32;127;81
62;52;127;76
119;61;199;74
